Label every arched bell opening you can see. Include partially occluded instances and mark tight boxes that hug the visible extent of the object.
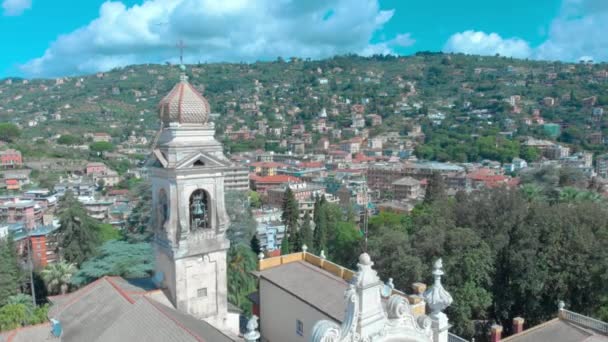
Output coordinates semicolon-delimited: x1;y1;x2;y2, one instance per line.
189;189;211;230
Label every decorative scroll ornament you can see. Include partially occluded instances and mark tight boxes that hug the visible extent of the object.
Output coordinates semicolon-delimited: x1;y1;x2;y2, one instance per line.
311;253;433;342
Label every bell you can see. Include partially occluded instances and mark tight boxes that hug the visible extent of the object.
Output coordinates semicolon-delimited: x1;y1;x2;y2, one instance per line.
193;202;204;216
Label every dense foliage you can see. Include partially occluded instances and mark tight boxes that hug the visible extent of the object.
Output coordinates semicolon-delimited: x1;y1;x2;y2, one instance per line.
227;243;257;314
54;191;102;265
361;186;608;339
0;235;21;306
0;295;48;332
70;240;154;286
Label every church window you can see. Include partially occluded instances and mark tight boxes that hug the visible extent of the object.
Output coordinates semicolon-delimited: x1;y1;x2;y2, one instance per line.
296;319;304;336
197;288;207;297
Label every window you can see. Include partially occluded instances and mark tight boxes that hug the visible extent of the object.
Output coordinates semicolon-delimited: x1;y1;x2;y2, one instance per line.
296;320;304;336
197;288;207;297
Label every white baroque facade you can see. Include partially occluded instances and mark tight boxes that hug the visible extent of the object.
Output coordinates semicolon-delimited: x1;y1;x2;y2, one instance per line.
311;253;447;342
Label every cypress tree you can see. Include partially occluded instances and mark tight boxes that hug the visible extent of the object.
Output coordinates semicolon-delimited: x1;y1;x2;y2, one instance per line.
424;171;447;204
313;195;328;254
281;187;300;252
250;234;262;255
300;211;313;251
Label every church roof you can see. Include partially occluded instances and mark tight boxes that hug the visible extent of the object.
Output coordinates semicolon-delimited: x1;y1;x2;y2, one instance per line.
1;276;237;342
159;72;211;126
502;318;608;342
257;260;349;322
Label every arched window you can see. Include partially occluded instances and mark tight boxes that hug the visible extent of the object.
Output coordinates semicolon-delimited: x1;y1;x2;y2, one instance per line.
189;189;210;230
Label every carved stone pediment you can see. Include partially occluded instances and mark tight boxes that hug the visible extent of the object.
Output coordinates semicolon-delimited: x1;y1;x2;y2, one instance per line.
175;151;231;169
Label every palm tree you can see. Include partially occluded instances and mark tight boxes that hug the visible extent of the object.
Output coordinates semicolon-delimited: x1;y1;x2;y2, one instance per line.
559;187;581;204
520;184;545;203
41;262;77;295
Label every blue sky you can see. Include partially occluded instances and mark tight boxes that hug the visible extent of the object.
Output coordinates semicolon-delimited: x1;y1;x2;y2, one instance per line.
0;0;604;78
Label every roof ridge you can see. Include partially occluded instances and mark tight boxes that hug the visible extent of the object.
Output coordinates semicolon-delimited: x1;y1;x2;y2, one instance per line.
49;276;107;315
142;296;207;342
105;276;136;304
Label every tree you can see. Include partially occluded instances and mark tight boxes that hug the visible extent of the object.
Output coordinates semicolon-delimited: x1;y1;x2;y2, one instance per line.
0;235;21;306
41;262;77;295
89;141;114;154
281;187;299;251
57;134;82;145
227;244;257;314
519;145;540;162
313;196;328;254
125;181;152;242
280;234;290;255
250;234;262;256
0;123;20;142
0;295;48;332
225;191;257;245
327;222;361;268
97;223;121;242
299;212;313;251
54;191;101;264
70;240;153;286
248;191;262;209
424;171;446;204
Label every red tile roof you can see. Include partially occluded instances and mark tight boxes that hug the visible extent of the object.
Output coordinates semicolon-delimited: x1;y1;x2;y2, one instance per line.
250;175;301;183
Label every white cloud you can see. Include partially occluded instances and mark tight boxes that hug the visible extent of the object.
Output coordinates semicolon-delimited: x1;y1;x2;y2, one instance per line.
443;0;608;62
21;0;412;77
2;0;31;16
443;30;532;59
535;7;608;62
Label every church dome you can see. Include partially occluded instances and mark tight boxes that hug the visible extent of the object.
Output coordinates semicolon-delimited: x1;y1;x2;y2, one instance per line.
159;69;211;125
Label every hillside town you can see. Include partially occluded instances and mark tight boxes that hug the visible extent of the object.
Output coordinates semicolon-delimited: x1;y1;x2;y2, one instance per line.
1;1;608;337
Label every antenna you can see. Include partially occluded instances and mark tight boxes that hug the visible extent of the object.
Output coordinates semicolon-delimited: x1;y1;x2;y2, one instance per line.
176;39;187;65
363;175;369;252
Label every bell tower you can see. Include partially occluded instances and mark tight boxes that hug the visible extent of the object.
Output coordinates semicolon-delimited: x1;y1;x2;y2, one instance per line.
150;65;232;329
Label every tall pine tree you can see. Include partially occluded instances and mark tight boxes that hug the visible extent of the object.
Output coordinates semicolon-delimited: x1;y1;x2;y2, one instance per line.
281;187;300;252
313;195;328;254
54;191;101;265
424;171;447;204
300;211;313;251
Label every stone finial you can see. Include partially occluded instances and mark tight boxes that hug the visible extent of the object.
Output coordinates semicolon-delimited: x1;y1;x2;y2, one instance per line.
302;244;308;253
243;315;260;342
258;252;264;261
423;258;453;315
320;250;326;259
558;300;565;310
352;253;380;288
382;277;395;298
